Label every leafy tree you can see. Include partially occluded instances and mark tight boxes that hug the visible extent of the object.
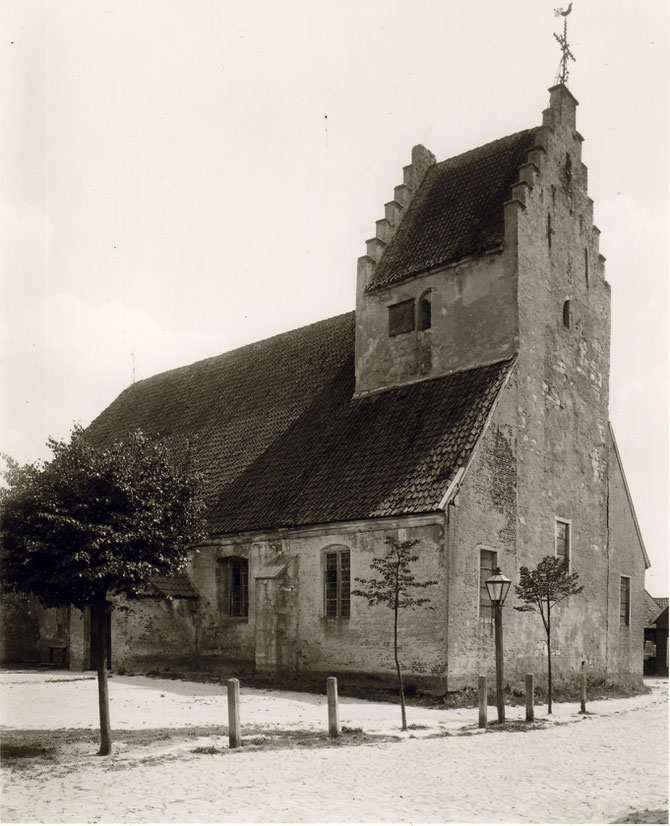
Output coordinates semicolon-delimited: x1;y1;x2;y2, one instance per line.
352;537;436;730
514;555;583;713
0;426;205;755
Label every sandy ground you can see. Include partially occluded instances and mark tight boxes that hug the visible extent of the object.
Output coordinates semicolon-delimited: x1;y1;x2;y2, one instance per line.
1;670;667;823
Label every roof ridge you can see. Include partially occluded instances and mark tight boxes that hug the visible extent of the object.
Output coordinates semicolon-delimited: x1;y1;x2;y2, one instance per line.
432;127;539;171
126;310;356;390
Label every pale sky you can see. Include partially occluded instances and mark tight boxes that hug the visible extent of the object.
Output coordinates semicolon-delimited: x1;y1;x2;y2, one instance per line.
1;0;667;594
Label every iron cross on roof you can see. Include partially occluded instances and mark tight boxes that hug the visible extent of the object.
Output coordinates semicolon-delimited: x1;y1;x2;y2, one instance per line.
554;4;576;85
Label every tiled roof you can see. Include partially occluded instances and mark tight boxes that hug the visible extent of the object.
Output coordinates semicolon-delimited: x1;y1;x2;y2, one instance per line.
147;574;198;599
644;591;661;626
368;129;539;291
87;312;514;535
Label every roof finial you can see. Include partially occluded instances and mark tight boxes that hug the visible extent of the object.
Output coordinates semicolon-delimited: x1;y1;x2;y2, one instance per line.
553;3;575;85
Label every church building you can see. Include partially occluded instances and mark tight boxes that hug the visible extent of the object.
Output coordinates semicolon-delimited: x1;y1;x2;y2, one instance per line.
58;83;649;690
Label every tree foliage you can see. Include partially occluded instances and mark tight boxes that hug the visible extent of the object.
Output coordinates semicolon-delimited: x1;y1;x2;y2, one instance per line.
0;425;206;754
352;536;436;730
514;555;583;713
1;426;205;607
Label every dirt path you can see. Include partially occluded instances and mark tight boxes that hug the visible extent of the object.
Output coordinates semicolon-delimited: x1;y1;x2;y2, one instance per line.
1;672;667;823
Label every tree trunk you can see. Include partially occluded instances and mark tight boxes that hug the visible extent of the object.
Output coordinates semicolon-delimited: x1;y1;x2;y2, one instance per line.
95;595;112;756
393;597;407;731
547;604;553;715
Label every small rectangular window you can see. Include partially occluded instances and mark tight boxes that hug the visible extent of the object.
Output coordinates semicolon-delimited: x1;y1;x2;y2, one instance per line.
324;550;350;619
555;520;570;566
620;576;631;627
388;299;415;336
479;549;497;620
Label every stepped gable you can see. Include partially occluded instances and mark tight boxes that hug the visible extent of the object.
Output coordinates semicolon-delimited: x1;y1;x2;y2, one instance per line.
88;313;515;534
367;128;540;291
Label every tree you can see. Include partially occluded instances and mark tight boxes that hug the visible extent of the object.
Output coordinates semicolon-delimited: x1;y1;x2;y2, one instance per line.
352;537;436;730
0;426;205;755
514;555;583;713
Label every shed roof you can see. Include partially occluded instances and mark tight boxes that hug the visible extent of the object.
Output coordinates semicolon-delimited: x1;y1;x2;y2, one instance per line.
87;312;514;535
367;129;540;291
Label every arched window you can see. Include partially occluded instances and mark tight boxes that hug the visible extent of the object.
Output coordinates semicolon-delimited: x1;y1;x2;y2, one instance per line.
418;289;432;331
323;546;350;619
563;300;571;328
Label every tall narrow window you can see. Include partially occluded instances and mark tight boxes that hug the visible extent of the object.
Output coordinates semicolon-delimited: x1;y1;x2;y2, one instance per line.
418;290;432;331
584;248;589;287
547;212;552;249
479;548;497;620
218;556;249;619
555;520;571;566
563;300;571;328
324;549;350;619
563;153;572;190
620;576;631;627
229;558;249;617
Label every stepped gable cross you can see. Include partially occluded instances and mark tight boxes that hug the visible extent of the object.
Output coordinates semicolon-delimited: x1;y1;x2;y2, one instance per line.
554;3;576;85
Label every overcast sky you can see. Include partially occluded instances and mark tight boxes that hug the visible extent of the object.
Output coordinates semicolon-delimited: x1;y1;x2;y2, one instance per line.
1;0;667;593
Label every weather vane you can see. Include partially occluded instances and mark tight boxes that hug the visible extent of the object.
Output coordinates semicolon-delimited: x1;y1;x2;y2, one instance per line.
553;3;575;85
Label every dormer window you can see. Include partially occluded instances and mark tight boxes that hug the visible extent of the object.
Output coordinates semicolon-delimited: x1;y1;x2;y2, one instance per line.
418;290;432;331
388;299;415;336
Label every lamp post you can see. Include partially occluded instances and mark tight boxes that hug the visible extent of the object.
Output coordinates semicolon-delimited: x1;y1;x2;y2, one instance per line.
486;567;512;724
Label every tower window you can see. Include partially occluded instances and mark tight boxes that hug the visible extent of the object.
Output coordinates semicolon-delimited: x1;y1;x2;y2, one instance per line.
388;299;415;336
479;548;497;621
564;153;572;190
547;213;553;249
620;576;631;627
555;519;571;567
563;300;571;328
418;290;432;331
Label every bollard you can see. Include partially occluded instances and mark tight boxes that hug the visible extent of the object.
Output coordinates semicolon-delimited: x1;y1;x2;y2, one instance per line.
580;661;587;714
227;678;241;748
478;675;487;729
525;673;534;722
327;676;340;738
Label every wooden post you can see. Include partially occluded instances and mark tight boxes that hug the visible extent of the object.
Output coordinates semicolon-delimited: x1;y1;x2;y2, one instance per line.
327;677;340;738
227;678;241;748
478;675;487;729
580;661;587;714
525;673;534;722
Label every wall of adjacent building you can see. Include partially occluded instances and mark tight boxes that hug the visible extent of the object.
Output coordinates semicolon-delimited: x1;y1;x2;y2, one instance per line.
605;431;647;680
0;597;69;666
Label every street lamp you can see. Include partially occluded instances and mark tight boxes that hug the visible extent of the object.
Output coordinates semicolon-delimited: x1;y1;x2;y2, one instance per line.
486;567;512;723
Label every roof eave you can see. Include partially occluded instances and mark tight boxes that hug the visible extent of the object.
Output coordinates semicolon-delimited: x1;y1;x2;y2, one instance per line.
608;423;651;569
